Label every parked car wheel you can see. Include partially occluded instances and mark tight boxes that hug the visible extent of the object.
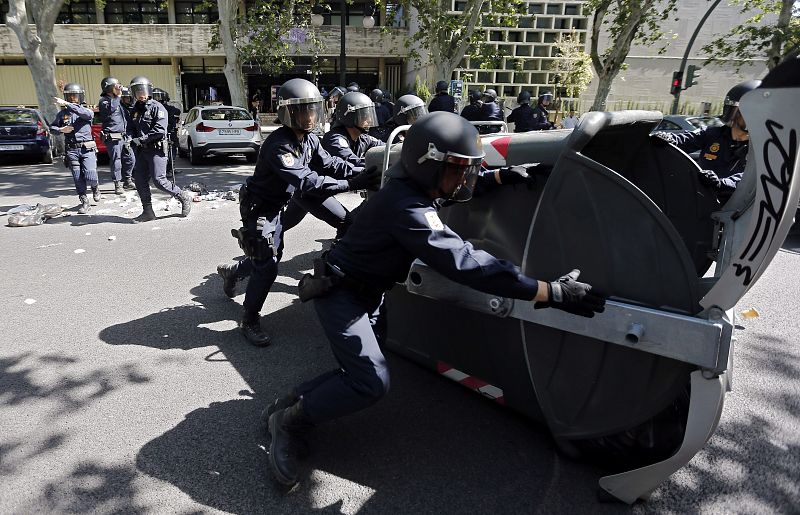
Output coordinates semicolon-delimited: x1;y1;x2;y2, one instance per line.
188;140;202;165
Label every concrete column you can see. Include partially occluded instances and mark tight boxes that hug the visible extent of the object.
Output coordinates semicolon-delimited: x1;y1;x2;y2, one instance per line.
378;57;385;88
167;0;177;24
95;0;105;23
171;58;183;110
101;58;111;77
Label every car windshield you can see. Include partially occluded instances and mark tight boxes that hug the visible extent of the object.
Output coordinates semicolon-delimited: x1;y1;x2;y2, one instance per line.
201;108;251;121
0;110;37;125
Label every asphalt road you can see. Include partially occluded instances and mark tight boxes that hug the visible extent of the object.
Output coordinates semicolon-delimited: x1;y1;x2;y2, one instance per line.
0;155;798;514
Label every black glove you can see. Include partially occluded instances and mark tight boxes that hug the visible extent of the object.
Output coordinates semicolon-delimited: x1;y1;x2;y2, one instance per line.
697;169;722;189
650;132;675;147
534;269;607;318
347;165;381;191
129;137;143;149
497;165;534;186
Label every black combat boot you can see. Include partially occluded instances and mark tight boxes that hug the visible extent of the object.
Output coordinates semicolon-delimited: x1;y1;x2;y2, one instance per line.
91;185;102;202
240;311;271;347
261;389;299;428
268;399;314;486
114;181;124;194
178;190;193;217
77;194;91;215
216;263;239;298
123;178;136;190
132;203;157;223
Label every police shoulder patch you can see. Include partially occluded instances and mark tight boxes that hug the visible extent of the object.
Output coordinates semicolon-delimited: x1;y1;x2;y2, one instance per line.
424;210;444;231
279;153;295;167
709;142;720;153
158;110;166;119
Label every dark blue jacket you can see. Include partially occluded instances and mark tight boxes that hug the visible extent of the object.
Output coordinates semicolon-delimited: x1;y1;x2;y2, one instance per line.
246;126;360;218
130;99;168;143
327;177;540;297
98;94;127;133
531;104;553;130
460;103;483;121
50;102;94;144
668;125;748;189
321;125;385;167
374;103;392;126
428;92;457;113
507;104;536;132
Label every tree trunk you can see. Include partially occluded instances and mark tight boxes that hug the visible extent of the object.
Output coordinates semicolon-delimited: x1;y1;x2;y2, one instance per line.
6;0;65;153
590;71;616;111
766;0;794;69
428;0;485;89
217;0;247;108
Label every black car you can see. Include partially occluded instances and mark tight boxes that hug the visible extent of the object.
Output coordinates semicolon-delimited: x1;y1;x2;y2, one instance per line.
0;107;56;163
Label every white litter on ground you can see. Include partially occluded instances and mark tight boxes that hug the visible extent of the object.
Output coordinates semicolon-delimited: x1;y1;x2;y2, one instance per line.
108;235;117;241
85;232;91;235
37;243;63;249
24;298;36;305
74;249;86;254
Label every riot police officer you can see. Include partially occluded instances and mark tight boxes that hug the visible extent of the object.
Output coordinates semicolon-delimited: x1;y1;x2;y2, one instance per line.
428;80;457;113
152;87;181;174
459;90;484;122
128;76;193;223
652;80;760;201
120;86;134;111
346;82;360;93
507;91;537;133
264;112;606;486
370;88;392;127
479;89;504;133
98;76;135;194
372;93;427;143
323;91;385;166
531;91;555;130
50;83;99;215
216;78;380;346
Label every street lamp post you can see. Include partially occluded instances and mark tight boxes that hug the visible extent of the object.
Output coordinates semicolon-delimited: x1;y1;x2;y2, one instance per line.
312;2;377;87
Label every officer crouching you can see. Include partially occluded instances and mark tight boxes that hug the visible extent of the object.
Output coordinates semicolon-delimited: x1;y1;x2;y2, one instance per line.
127;76;193;223
264;112;607;486
50;83;100;215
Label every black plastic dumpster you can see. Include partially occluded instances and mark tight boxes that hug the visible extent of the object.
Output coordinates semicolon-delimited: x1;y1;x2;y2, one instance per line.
364;57;800;503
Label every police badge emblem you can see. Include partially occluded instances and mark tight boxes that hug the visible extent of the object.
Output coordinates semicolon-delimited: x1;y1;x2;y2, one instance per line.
280;153;295;167
710;142;720;153
424;211;444;231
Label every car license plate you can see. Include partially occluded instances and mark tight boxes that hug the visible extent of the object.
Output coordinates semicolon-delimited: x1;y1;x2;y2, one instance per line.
0;145;24;151
218;129;240;135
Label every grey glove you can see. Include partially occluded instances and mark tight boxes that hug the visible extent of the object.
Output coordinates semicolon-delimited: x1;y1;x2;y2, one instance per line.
347;165;381;191
697;169;722;189
650;132;675;146
497;165;535;186
534;269;607;318
129;137;143;149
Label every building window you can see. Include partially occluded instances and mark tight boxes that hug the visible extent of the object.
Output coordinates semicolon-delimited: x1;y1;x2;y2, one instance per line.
175;1;219;23
105;0;168;24
57;1;97;24
1;0;10;23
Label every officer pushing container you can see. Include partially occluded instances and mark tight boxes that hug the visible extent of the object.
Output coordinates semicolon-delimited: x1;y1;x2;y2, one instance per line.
98;76;136;194
428;80;457;113
50;83;100;215
215;78;380;347
652;79;761;201
264;111;606;486
127;76;193;223
507;91;537;133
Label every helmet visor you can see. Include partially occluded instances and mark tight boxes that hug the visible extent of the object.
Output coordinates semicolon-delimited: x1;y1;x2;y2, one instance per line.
349;103;379;129
65;92;85;104
281;99;325;132
130;83;153;101
399;104;427;125
442;157;482;202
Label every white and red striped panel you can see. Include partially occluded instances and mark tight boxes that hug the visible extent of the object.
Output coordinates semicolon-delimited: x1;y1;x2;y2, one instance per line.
436;361;506;405
481;135;512;168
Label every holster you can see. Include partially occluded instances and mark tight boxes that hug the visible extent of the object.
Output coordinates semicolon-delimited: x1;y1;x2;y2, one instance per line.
298;258;336;302
230;226;274;261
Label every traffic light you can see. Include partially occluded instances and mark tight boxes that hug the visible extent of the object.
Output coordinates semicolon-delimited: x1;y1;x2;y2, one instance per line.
670;71;682;96
685;65;701;88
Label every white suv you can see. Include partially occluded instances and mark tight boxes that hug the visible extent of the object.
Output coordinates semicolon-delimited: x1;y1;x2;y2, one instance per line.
177;105;262;164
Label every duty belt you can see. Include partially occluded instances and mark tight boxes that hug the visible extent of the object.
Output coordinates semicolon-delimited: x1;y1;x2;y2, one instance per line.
66;140;97;150
325;260;384;298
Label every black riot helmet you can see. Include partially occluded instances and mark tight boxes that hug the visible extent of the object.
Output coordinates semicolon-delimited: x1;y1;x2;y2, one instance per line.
63;83;85;104
151;88;170;103
482;89;497;102
721;79;762;126
120;86;133;104
468;89;483;106
129;76;154;102
538;91;554;106
329;86;346;102
346;82;360;92
400;112;485;202
100;76;120;95
517;91;531;104
276;78;325;133
435;80;449;93
393;94;427;126
334;91;379;131
370;88;384;103
383;91;393;103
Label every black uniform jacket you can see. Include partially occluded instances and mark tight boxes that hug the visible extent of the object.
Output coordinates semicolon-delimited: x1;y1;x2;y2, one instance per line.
327;176;541;299
668;125;748;189
130;99;168;143
507;104;536;132
246;126;359;219
321;125;385;167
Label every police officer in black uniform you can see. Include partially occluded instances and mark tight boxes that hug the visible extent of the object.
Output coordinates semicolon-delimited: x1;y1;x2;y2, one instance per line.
373;93;428;143
99;76;135;194
428;80;456;113
264;112;606;485
652;79;761;201
479;89;504;134
507;91;537;133
531;91;555;130
346;82;360;93
128;76;193;223
216;78;380;346
152;87;181;174
370;88;392;127
459;89;484;122
121;86;134;111
51;83;99;215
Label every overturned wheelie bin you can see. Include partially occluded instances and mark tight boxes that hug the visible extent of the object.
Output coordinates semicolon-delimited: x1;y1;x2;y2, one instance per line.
365;58;799;503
